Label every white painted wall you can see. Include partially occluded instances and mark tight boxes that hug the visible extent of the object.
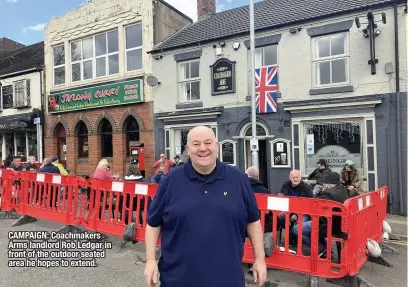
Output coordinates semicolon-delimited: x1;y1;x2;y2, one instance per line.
152;5;407;113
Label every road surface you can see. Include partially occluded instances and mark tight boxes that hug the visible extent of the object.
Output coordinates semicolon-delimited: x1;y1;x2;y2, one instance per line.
0;216;405;287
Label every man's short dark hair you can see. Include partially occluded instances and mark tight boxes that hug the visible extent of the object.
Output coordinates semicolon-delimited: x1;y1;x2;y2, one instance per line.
324;172;341;185
13;156;21;160
317;159;327;167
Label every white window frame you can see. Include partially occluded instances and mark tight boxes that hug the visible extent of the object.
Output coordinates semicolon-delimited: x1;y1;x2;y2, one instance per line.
270;138;291;168
13;79;30;107
312;32;350;88
125;23;143;72
219;140;237;166
254;44;278;68
178;60;201;103
0;84;13;110
70;29;119;83
53;44;65;86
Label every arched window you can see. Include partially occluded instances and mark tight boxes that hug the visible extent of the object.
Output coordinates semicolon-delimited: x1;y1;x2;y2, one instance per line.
124;116;140;156
99;119;113;157
76;121;88;158
245;124;267;137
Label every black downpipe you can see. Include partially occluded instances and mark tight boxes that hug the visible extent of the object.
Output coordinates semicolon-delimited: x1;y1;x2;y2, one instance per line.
387;126;393;214
393;3;403;214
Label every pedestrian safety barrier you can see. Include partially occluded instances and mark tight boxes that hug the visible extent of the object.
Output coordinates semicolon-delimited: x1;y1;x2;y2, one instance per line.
0;169;388;281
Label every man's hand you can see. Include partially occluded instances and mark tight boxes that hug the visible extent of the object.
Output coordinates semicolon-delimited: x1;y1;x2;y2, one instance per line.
347;185;355;191
252;259;267;286
144;260;158;287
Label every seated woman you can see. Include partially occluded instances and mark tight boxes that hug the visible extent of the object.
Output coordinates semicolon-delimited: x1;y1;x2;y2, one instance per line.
340;160;364;197
124;159;149;182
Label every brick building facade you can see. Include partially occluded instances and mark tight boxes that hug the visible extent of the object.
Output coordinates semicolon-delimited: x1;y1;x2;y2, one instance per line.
43;0;192;178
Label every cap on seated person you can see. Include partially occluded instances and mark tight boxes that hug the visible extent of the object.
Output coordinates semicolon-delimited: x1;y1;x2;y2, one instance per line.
173;155;180;160
324;172;341;185
51;157;58;163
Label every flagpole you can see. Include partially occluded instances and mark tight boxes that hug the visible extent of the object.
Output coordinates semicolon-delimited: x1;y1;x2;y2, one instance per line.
249;0;258;169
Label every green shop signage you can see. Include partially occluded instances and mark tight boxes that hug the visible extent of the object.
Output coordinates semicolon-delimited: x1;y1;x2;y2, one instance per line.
48;79;143;113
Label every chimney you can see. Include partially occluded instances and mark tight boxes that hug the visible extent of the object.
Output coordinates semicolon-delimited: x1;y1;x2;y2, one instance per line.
197;0;216;21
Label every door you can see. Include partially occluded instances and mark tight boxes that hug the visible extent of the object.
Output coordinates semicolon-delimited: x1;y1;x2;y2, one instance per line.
245;139;268;187
56;125;66;167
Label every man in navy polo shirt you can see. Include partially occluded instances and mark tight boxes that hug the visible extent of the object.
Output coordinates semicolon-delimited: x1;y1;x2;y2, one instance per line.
144;126;267;287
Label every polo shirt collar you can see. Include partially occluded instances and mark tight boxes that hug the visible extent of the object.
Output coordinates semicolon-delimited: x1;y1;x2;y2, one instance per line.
184;158;226;180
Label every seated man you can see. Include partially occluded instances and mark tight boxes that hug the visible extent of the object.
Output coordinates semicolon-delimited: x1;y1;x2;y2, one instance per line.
307;159;331;196
279;170;313;232
292;171;348;258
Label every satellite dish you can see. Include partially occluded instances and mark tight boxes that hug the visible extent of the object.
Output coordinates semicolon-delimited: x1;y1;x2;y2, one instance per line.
146;75;160;87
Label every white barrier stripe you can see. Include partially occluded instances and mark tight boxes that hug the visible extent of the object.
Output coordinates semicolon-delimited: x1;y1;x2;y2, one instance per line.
112;181;124;192
358;198;363;211
52;175;62;185
135;184;148;195
365;195;371;207
36;174;45;182
267;197;289;212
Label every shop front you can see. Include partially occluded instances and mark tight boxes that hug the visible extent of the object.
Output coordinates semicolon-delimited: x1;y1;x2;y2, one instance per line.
0;111;42;163
45;77;154;178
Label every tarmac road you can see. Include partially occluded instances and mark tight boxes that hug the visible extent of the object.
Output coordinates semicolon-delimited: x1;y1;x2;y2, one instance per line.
0;216;406;287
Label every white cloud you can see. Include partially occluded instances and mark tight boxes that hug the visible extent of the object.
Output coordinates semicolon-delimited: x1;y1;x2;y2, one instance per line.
226;0;232;3
6;0;18;3
23;23;47;33
162;0;197;21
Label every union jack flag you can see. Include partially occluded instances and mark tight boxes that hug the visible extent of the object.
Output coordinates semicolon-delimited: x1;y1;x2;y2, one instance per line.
255;65;278;113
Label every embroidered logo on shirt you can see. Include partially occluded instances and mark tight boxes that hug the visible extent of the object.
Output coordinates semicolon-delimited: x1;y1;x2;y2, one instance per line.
224;192;228;196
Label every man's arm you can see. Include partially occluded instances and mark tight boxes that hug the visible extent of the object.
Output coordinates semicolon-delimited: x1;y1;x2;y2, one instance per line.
145;225;161;262
246;220;265;261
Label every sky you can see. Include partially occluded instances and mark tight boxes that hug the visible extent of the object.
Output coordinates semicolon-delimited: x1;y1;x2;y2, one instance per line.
0;0;261;46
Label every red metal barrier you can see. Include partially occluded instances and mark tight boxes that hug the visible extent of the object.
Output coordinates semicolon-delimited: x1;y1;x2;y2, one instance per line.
344;187;388;276
81;178;157;239
0;169;19;211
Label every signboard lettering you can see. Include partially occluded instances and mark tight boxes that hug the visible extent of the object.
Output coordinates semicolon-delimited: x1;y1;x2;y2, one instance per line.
48;79;144;113
210;58;236;96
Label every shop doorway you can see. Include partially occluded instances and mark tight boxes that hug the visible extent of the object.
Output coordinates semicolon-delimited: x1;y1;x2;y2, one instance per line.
55;124;66;167
242;123;269;188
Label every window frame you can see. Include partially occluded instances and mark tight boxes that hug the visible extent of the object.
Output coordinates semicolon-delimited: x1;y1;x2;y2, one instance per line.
53;44;66;86
312;32;350;88
13;79;30;107
254;44;278;68
177;59;201;103
70;29;119;83
125;23;143;72
77;122;89;159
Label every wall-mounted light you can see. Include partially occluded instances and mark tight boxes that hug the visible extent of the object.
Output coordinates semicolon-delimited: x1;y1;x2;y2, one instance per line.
289;27;302;34
219;40;226;47
362;29;369;38
152;55;163;60
232;41;240;51
375;30;381;37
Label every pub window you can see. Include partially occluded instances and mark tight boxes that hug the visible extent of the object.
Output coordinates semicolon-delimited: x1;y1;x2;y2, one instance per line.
178;60;200;102
124;116;140;156
100;119;113;157
1;85;13;109
304;120;362;175
77;121;88;158
15;132;27;161
125;23;143;72
255;45;278;68
27;131;38;159
219;140;237;166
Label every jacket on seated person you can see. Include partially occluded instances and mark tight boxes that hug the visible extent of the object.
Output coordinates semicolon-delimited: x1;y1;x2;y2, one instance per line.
280;180;313;198
37;164;60;174
316;174;349;240
248;177;271;194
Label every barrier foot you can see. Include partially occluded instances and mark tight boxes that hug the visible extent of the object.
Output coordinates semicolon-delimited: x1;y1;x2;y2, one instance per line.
11;215;37;227
0;211;20;220
367;254;393;268
307;275;319;287
327;275;376;287
380;243;400;254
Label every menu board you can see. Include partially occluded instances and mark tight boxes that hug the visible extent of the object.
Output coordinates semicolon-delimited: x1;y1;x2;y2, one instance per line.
273;141;289;166
221;141;234;164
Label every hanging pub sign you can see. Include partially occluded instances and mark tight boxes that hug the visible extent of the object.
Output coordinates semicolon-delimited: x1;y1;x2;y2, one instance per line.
210;58;236;96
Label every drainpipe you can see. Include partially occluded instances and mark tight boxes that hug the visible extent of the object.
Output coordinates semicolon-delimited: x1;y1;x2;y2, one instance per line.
393;2;403;215
38;67;45;162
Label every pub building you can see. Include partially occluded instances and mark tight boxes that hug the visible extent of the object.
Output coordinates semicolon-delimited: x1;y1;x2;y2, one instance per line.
151;0;407;214
42;0;192;178
0;42;44;165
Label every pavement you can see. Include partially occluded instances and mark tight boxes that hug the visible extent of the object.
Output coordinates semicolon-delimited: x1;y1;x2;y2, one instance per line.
0;214;406;287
